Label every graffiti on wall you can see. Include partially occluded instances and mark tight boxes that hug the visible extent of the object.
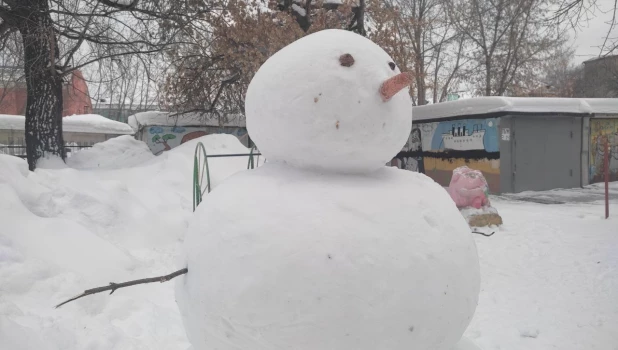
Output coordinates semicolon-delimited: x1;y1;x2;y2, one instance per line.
589;119;618;183
393;118;501;192
145;126;248;155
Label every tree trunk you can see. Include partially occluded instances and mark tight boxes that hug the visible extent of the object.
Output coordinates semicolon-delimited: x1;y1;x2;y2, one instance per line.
485;60;492;96
17;0;65;171
417;62;426;105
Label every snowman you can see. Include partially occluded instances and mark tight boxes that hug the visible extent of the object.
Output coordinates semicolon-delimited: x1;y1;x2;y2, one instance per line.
176;29;481;350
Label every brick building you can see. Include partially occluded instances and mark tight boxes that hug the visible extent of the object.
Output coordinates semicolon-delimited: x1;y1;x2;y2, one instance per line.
0;70;93;116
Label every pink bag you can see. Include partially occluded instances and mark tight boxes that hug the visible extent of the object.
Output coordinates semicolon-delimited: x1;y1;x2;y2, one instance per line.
447;166;490;209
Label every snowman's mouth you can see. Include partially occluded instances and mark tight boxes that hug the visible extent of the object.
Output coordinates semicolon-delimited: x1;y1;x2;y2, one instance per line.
380;73;412;102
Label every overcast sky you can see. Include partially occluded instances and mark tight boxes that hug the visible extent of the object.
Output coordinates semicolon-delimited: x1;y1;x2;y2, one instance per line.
571;0;617;64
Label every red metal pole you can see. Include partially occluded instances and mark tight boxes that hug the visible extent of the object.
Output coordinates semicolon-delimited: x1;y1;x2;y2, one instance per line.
605;138;610;219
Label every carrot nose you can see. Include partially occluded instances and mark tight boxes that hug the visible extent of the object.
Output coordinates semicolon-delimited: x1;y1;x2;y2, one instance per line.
380;73;412;102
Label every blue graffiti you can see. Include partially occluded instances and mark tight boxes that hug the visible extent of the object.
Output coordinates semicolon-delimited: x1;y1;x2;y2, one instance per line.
149;126;164;134
430;118;499;152
171;126;186;133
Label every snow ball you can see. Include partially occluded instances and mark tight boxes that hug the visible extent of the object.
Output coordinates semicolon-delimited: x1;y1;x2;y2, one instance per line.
245;29;412;173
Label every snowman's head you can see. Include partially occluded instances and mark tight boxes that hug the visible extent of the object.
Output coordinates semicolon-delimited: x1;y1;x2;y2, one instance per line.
246;29;412;173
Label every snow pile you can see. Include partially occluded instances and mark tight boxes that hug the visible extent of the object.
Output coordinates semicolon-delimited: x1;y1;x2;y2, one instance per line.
0;114;134;135
67;135;155;169
0;134;259;350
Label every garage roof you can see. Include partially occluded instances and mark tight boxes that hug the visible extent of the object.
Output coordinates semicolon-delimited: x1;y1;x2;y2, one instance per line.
413;97;618;122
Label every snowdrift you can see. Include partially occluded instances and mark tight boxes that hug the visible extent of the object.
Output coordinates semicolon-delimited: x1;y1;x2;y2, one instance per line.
0;134;258;350
1;133;616;350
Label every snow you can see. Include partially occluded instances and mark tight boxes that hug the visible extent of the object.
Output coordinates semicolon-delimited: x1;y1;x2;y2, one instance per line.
67;135;155;169
291;3;306;16
461;205;500;219
177;29;480;350
0;134;261;350
413;97;618;121
0;114;134;135
245;29;412;173
584;98;618;115
467;195;618;350
128;111;245;132
0;132;617;349
176;163;480;350
63;114;134;134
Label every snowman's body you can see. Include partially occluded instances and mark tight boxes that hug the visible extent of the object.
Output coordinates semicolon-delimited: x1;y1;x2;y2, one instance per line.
176;29;481;350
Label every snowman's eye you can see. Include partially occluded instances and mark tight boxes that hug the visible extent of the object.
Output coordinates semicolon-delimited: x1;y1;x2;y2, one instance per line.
389;62;396;70
339;54;355;67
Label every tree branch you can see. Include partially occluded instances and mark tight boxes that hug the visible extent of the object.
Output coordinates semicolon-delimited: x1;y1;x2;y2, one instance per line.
62;2;101;69
63;46;172;76
0;5;12;22
0;18;10;37
98;0;139;10
600;0;618;55
55;268;188;309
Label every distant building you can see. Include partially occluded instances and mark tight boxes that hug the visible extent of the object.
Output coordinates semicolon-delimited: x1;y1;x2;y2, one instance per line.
0;69;93;116
582;55;618;98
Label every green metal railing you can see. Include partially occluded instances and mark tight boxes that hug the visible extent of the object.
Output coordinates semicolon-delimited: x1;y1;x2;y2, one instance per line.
193;143;262;211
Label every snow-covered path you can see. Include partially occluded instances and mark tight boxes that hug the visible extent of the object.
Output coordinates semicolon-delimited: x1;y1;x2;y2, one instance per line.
0;135;616;349
469;196;618;350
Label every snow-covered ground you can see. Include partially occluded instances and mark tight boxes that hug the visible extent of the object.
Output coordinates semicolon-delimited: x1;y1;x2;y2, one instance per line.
1;135;616;350
0;135;259;350
469;193;618;350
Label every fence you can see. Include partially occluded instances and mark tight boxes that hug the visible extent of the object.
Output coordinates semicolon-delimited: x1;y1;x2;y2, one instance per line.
0;144;92;159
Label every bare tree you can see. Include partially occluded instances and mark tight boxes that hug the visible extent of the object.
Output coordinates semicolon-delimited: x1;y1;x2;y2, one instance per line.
367;0;468;105
508;46;584;97
163;0;364;119
86;53;162;120
448;0;568;96
552;0;618;56
0;0;212;170
0;31;24;108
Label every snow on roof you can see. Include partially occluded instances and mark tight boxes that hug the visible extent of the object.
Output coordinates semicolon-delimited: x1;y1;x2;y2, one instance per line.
412;97;618;121
0;114;134;135
127;111;246;131
583;98;618;114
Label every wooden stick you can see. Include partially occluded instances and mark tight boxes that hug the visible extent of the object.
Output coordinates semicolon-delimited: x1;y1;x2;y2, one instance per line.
55;268;188;309
472;230;495;237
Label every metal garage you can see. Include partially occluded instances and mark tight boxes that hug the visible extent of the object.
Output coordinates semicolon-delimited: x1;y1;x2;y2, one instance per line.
393;97;618;194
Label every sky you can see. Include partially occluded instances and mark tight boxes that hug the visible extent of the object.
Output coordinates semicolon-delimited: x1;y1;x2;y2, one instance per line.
571;0;618;64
